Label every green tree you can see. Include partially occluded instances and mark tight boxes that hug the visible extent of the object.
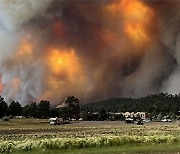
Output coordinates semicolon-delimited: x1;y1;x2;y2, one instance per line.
0;96;8;118
50;108;59;118
37;100;50;118
98;109;108;121
61;96;80;120
9;101;22;116
23;102;37;118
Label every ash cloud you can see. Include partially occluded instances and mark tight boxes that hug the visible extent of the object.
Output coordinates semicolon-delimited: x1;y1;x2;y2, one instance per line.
0;0;179;105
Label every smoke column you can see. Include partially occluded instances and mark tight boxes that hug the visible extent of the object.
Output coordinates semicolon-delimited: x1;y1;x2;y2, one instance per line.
0;0;179;105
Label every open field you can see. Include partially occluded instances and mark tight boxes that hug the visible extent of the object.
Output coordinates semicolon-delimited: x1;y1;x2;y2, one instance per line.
0;118;179;128
13;143;180;154
0;119;180;153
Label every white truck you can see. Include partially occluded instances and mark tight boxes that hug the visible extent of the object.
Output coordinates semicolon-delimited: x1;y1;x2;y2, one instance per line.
49;117;63;125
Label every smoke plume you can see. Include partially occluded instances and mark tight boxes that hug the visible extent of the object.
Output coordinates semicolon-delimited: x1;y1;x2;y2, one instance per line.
0;0;179;105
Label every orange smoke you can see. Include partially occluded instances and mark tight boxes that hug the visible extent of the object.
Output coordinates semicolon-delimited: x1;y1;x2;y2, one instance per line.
0;77;3;93
123;0;153;44
121;0;150;22
47;48;83;79
107;0;154;46
125;23;150;43
94;28;117;51
16;36;33;56
40;48;86;101
11;77;21;89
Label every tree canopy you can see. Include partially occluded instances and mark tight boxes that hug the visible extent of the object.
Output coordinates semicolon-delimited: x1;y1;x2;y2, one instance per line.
82;93;180;116
9;101;22;116
0;96;8;118
60;96;80;120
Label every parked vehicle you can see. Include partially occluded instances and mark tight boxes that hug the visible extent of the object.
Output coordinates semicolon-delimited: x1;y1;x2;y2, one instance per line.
143;118;151;123
125;118;134;124
49;117;63;125
161;119;172;122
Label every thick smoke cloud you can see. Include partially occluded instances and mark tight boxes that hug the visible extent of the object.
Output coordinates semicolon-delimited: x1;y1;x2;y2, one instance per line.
0;0;52;30
0;0;179;105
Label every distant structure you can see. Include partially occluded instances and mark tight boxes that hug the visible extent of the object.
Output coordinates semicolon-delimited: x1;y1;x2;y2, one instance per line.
123;112;148;119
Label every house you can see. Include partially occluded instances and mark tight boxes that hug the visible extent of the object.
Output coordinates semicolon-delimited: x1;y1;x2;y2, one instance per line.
122;112;148;120
134;112;148;119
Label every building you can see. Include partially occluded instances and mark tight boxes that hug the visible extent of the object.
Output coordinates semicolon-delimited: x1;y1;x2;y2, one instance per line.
122;112;148;119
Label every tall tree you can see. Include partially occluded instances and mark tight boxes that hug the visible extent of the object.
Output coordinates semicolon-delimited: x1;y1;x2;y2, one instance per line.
98;109;108;121
23;102;37;118
50;108;59;118
0;96;8;118
9;101;22;116
37;100;50;118
61;96;80;120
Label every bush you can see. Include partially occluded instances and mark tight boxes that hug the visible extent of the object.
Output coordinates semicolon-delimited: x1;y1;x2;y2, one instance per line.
0;135;179;153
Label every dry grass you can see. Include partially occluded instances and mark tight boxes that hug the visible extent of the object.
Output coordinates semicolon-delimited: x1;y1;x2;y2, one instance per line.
0;118;179;140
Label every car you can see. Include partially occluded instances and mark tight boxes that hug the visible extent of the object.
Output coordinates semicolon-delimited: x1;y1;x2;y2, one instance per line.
125;118;134;124
143;119;151;123
161;119;167;122
49;117;63;125
167;119;172;122
161;119;172;122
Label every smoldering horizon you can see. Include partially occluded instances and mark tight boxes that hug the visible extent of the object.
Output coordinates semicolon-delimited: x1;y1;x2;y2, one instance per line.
0;0;179;105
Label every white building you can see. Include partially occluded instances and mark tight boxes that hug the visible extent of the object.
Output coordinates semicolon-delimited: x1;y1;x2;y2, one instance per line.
123;112;148;119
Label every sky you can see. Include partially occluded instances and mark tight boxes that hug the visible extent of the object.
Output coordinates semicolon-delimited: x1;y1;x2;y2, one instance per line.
0;0;179;105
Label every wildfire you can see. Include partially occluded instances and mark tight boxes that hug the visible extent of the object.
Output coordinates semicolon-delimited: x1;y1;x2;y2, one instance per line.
107;0;154;45
17;37;33;56
100;29;116;44
125;23;150;43
121;0;150;22
53;20;65;38
12;77;20;88
40;48;87;101
10;77;21;94
0;78;3;93
47;48;83;79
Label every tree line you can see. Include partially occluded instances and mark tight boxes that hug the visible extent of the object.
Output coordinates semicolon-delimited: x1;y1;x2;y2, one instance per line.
0;96;80;120
1;93;180;120
81;93;180;118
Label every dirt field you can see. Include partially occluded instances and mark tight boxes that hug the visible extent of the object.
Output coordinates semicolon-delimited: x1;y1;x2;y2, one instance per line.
0;118;179;140
0;118;179;153
65;121;180;127
0;118;179;128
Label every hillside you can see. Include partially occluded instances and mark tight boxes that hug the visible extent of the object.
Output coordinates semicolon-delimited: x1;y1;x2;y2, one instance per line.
81;93;180;115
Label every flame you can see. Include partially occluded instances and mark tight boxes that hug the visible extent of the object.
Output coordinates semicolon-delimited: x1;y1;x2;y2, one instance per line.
41;48;86;101
121;0;150;22
47;48;83;79
123;0;153;44
107;0;154;45
125;23;150;43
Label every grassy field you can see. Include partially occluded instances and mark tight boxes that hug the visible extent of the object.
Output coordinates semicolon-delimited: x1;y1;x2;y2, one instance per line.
14;143;180;154
0;118;179;153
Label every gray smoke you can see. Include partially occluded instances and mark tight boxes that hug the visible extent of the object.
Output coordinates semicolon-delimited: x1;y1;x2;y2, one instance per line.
0;0;179;105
